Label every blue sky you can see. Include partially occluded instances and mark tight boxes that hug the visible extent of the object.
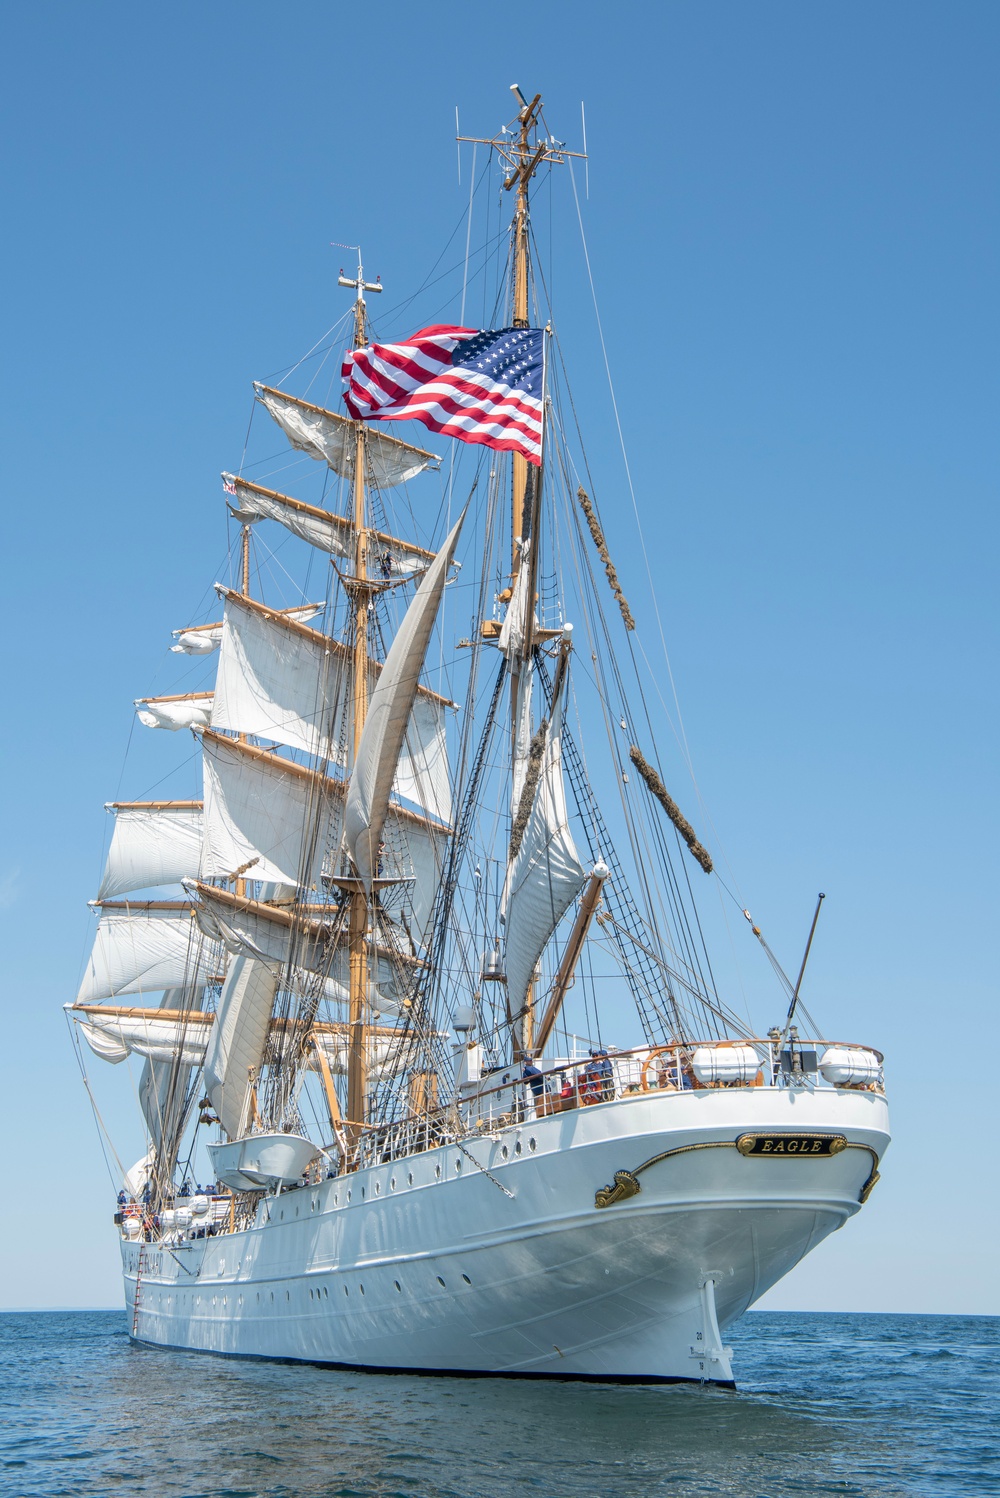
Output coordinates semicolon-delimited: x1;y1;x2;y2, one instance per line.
1;2;996;1313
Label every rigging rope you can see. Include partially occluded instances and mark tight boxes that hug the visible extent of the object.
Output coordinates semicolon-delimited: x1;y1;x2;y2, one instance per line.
628;745;713;875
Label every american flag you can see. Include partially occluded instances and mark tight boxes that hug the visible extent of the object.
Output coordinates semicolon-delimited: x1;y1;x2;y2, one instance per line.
342;325;544;465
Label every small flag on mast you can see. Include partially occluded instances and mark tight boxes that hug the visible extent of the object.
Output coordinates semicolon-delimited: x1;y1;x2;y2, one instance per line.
343;325;544;465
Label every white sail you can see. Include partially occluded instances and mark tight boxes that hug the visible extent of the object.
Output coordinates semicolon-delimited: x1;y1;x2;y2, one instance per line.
172;601;323;655
200;733;342;889
189;882;423;988
204;952;279;1140
138;987;199;1151
136;695;213;731
254;384;441;488
75;1009;211;1068
77;905;221;1004
394;691;452;825
97;803;203;900
501;695;588;1019
211;591;348;760
190;884;338;974
345;511;465;889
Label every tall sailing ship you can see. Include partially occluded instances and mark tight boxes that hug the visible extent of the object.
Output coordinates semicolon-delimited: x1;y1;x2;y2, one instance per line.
70;89;889;1384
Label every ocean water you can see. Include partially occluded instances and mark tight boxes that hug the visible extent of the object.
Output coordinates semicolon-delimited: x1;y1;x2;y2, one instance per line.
0;1312;995;1497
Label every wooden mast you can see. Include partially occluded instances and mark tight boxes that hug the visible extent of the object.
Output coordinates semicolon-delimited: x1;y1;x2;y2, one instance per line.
341;253;383;1158
507;91;545;1062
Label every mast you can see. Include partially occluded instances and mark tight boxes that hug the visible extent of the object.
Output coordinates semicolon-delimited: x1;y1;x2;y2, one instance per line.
339;251;383;1155
461;89;586;1065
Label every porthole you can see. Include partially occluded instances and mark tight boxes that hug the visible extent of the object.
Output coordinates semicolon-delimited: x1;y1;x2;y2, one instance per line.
394;1280;402;1292
345;1286;349;1297
408;1173;414;1186
375;1182;380;1195
347;1190;352;1202
501;1146;508;1160
361;1187;365;1199
285;1291;290;1301
436;1276;446;1288
279;1210;284;1221
390;1177;396;1191
256;1294;260;1303
323;1286;329;1298
455;1158;462;1172
462;1274;472;1285
529;1137;537;1152
435;1165;441;1178
360;1284;365;1296
269;1292;274;1303
514;1141;522;1155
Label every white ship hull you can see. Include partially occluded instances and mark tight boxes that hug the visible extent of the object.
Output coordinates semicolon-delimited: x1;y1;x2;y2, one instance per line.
123;1086;888;1384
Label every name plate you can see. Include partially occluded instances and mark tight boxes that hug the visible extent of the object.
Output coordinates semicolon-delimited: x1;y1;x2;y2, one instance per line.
736;1133;847;1158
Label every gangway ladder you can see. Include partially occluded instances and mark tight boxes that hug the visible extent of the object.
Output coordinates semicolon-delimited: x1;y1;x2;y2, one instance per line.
131;1243;146;1339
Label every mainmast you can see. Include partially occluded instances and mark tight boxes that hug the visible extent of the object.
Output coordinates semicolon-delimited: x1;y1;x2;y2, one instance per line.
462;88;585;1062
338;251;383;1154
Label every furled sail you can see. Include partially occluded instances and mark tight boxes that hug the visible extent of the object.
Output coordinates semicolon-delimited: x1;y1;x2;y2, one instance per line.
501;691;588;1019
203;951;279;1139
77;904;222;1004
211;591;348;760
498;541;534;660
225;476;349;558
136;694;213;731
345;510;465;889
172;601;324;655
200;732;342;889
97;802;203;900
254;384;441;489
223;476;433;576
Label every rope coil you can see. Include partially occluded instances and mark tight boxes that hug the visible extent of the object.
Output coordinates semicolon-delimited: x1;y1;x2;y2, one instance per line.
629;744;713;874
577;486;635;631
509;720;549;859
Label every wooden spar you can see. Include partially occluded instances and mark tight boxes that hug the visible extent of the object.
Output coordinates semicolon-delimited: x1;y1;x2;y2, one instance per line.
214;588;457;709
172;601;323;638
136;691;213;705
70;1001;405;1039
108;800;203;811
347;288;371;1154
225;476;437;564
309;1031;346;1144
532;865;608;1057
96;900;194;911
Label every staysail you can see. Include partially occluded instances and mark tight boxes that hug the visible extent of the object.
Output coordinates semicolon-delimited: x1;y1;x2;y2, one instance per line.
203;951;279;1139
501;689;588;1019
345;510;465;890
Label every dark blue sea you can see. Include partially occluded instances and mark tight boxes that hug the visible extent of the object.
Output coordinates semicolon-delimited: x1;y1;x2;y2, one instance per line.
0;1312;995;1497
